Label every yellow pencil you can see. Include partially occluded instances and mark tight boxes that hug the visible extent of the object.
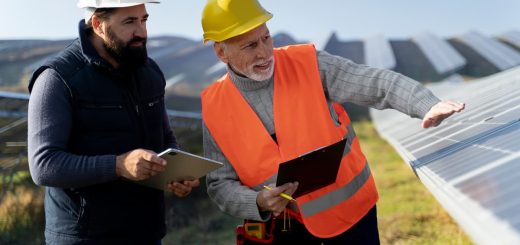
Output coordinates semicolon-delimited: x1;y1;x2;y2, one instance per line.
263;185;296;201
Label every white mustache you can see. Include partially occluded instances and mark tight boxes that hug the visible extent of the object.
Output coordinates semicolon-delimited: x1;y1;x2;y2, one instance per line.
254;57;274;67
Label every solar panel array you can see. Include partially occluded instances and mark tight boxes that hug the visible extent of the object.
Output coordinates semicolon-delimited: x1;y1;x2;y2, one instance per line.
458;31;520;70
412;32;466;74
363;35;396;69
370;67;520;245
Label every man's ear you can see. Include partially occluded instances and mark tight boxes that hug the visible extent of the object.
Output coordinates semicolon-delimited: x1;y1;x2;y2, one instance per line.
213;42;228;64
91;15;105;37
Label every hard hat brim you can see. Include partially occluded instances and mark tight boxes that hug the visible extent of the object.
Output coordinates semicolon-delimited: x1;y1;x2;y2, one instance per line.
77;1;160;9
204;12;273;43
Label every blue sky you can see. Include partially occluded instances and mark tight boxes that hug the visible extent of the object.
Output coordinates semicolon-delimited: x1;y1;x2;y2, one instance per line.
1;0;519;42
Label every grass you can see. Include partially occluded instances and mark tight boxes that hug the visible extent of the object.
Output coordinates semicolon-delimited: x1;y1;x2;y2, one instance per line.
354;120;473;245
162;178;240;245
0;174;44;245
0;171;31;185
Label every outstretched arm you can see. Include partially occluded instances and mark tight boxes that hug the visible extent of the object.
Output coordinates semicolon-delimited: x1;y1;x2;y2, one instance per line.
317;50;440;119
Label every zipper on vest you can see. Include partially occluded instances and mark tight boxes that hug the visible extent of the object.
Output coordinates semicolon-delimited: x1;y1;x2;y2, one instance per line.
126;92;140;116
127;76;142;116
126;75;147;147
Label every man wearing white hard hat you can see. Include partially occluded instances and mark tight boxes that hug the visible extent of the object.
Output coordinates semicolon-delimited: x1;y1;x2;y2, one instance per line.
27;0;199;243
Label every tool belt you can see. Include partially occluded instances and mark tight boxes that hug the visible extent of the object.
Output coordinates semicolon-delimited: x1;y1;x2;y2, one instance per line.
236;209;302;245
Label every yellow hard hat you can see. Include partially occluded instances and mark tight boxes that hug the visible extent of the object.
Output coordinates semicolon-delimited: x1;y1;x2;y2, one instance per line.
202;0;273;43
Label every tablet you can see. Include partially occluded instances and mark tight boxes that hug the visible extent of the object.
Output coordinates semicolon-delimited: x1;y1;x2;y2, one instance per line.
276;138;347;198
135;148;223;190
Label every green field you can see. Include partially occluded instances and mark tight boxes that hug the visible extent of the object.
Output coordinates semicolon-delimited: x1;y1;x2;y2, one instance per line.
0;121;473;244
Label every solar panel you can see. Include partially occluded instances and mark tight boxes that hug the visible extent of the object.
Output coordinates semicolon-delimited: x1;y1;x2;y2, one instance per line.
0;91;29;118
499;31;520;49
457;31;520;70
323;33;364;64
412;32;466;74
363;35;396;69
312;32;335;51
370;66;520;244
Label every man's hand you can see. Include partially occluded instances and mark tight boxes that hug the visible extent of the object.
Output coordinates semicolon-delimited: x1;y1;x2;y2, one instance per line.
422;100;465;128
116;149;166;181
257;182;298;217
167;179;200;197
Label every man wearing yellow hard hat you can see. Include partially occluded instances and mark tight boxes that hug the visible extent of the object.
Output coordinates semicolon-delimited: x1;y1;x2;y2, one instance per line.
200;0;464;243
27;0;199;243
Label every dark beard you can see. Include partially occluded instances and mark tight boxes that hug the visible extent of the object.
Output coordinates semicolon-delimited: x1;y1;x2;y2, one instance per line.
104;27;148;71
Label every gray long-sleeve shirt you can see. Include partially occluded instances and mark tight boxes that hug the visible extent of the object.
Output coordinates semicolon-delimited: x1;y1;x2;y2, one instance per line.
203;50;440;221
28;68;176;188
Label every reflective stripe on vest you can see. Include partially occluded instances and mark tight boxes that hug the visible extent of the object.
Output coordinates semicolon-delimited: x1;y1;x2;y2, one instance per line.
201;44;378;238
301;162;371;217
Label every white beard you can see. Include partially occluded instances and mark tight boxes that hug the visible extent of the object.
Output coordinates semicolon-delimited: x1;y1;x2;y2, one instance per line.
245;58;275;81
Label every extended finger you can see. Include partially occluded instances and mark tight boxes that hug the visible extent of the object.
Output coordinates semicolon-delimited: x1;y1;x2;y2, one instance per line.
443;101;464;112
271;183;289;193
445;100;464;108
142;151;167;166
451;102;465;111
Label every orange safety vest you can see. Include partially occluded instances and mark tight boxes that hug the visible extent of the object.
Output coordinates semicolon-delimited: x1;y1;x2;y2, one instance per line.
201;44;378;238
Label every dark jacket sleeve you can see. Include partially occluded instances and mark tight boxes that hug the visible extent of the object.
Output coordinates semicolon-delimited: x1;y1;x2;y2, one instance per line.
28;69;117;188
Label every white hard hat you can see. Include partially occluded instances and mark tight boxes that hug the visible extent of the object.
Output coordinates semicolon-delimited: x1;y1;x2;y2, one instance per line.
77;0;160;9
78;0;159;23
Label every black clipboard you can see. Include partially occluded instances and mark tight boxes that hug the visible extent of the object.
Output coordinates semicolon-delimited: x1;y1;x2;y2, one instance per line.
135;148;223;190
276;138;347;198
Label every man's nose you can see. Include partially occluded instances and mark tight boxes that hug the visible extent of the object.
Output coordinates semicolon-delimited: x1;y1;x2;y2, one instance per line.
257;41;271;59
134;22;147;39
